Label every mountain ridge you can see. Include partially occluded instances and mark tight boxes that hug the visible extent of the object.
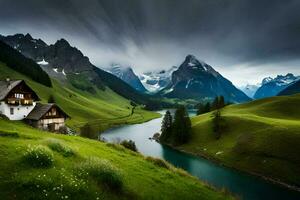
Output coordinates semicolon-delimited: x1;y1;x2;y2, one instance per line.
105;64;147;93
0;33;153;105
254;73;299;99
159;55;251;103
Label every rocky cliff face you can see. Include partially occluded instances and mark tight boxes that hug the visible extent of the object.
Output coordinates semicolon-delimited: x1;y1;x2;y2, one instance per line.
106;64;147;93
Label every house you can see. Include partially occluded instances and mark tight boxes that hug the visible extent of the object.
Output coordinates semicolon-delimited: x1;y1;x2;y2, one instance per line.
25;103;69;132
0;79;39;120
0;79;69;133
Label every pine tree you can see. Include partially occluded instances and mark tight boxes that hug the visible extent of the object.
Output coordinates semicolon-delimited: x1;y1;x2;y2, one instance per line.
212;110;226;140
172;106;191;145
219;96;225;108
196;103;204;115
212;96;219;110
204;102;211;113
160;110;173;143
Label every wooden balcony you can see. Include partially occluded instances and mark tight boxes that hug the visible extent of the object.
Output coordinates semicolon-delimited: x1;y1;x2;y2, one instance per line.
6;98;33;106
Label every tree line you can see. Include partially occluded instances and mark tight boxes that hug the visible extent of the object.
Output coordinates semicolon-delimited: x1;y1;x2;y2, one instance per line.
160;106;191;146
0;41;52;87
196;96;228;115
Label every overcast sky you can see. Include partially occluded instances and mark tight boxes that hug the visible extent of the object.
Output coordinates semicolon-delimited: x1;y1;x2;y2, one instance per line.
0;0;300;86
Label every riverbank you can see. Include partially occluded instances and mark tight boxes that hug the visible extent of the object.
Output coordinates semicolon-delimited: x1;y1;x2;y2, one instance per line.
162;142;300;193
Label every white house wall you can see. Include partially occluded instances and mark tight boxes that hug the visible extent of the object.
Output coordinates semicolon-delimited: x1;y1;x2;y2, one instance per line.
0;101;36;120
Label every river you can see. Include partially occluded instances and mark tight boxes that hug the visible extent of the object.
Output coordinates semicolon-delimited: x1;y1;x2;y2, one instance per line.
101;110;300;200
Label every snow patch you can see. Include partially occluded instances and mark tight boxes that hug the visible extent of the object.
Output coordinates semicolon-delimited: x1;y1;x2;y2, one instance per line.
53;68;58;73
62;69;66;76
37;59;49;65
188;62;196;67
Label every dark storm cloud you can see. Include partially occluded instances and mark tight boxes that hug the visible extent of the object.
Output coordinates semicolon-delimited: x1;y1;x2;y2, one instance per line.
0;0;300;84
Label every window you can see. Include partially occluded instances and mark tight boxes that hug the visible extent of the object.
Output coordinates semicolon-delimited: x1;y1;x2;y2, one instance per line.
14;93;24;99
10;108;14;115
52;108;57;115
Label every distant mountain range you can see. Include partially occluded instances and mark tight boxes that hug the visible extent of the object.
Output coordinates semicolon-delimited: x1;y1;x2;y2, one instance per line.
278;79;300;96
254;73;299;99
105;64;147;93
3;33;298;105
139;66;178;93
159;55;251;103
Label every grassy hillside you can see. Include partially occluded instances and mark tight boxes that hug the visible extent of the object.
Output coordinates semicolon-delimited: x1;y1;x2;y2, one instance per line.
0;119;233;200
0;62;160;130
181;95;300;187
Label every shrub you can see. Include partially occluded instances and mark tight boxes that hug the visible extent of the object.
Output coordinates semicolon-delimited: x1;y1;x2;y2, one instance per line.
46;139;75;157
78;157;123;192
23;145;54;168
0;113;9;120
145;156;171;169
120;140;138;152
0;131;19;138
58;126;68;134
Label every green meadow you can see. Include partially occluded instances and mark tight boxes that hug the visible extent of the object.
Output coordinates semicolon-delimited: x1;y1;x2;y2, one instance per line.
0;119;234;200
181;94;300;186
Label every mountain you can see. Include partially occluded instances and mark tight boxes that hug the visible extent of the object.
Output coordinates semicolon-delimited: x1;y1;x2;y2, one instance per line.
159;55;251;103
254;73;299;99
0;33;152;104
139;66;178;93
278;79;300;96
105;64;147;93
239;84;260;98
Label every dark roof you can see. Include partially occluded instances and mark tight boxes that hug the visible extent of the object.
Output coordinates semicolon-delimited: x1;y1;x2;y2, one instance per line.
0;80;23;100
0;80;40;101
26;103;69;120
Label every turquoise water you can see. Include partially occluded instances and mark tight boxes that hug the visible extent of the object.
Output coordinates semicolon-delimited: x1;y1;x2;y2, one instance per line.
101;111;300;200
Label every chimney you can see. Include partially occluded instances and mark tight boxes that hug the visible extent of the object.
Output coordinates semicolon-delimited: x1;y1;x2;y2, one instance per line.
6;77;11;88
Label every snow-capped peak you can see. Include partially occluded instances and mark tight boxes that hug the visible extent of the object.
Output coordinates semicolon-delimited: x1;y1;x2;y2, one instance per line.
261;73;299;86
139;66;178;93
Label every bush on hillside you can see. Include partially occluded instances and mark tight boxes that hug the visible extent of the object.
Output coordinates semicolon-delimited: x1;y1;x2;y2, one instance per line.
23;145;54;168
46;139;75;157
0;131;19;138
145;156;171;169
78;157;123;192
120;140;138;152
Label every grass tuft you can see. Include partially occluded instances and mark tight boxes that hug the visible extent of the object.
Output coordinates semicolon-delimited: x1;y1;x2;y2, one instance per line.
46;139;75;157
23;145;54;168
78;157;123;192
0;131;19;138
145;156;171;169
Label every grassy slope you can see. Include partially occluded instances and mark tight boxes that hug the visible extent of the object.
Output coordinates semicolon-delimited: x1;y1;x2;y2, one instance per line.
182;95;300;186
0;119;233;200
0;62;160;130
